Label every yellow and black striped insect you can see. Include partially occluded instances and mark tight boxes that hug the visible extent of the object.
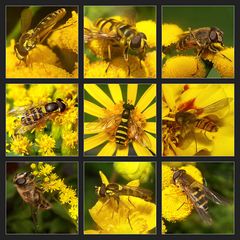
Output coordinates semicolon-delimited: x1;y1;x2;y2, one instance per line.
173;169;228;224
14;8;66;62
86;102;153;153
84;17;148;73
8;98;67;134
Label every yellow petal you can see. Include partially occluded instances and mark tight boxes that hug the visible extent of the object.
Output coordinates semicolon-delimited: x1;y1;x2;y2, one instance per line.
127;84;138;105
108;84;123;104
84;132;108;152
84;100;106;118
132;141;153;156
146;133;156;155
84;84;114;109
136;84;156;112
142;102;156;119
145;122;156;134
99;171;109;185
97;142;117;156
116;146;129;156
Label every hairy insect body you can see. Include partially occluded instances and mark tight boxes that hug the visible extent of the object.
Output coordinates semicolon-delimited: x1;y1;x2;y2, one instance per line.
13;172;51;210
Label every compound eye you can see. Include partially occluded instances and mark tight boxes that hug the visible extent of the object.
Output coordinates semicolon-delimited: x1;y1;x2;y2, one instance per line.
16;177;26;185
209;30;218;42
130;35;141;49
139;32;147;40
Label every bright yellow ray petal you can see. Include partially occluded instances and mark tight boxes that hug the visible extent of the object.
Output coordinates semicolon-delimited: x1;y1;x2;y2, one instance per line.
85;84;114;109
132;141;153;156
136;84;156;113
99;171;109;185
108;84;123;104
97;141;117;156
146;133;156;154
84;100;106;118
116;146;129;156
145;122;156;134
127;84;138;105
142;102;156;119
84;132;108;152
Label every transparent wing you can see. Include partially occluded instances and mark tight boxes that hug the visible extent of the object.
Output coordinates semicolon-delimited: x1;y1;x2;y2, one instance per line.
181;184;213;225
128;117;152;149
85;114;122;132
20;8;33;33
8;104;33;117
84;27;118;43
202;184;229;205
201;98;232;114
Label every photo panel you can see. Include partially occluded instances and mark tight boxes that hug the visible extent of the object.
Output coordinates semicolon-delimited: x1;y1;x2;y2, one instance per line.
84;161;156;234
162;83;234;156
6;83;78;156
6;161;79;234
162;5;234;78
6;6;78;78
161;162;234;234
84;5;156;78
84;83;156;156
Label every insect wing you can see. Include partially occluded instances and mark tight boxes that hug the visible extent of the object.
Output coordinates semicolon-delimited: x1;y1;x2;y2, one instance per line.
84;28;118;43
85;114;122;133
122;185;153;201
181;183;213;224
201;98;232;116
20;8;33;33
8;104;33;117
202;184;228;205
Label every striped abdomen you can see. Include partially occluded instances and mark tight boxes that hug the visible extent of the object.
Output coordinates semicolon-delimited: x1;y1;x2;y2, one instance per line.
115;108;131;146
194;118;218;132
191;187;208;212
21;107;45;126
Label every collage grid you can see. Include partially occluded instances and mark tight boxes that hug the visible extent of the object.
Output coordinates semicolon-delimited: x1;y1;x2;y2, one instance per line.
1;0;240;240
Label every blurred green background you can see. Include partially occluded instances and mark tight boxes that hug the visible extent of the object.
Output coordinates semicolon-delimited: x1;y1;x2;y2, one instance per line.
162;6;234;78
164;162;234;234
84;84;156;156
7;162;78;233
84;162;156;231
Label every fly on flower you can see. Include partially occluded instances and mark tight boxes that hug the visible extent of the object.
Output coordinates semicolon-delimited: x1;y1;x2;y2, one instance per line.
162;84;234;156
172;168;228;225
8;98;67;134
84;84;156;156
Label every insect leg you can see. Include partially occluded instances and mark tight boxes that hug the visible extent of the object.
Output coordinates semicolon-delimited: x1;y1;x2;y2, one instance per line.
123;47;130;76
105;44;112;73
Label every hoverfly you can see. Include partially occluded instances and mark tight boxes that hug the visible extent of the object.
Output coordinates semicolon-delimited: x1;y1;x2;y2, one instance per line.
173;168;228;224
8;98;67;134
13;171;51;230
95;181;153;229
86;102;154;155
84;16;148;74
174;27;231;62
14;8;67;63
163;97;232;153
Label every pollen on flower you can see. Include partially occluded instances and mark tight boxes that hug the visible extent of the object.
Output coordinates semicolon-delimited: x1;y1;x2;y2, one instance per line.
162;24;183;47
35;134;56;156
62;130;78;149
10;135;32;155
162;55;207;78
144;51;156;78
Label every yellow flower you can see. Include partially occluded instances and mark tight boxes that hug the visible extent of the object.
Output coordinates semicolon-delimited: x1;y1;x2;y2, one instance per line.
33;163;78;225
6;9;78;78
162;84;234;156
85;171;156;234
84;84;156;156
10;135;32;155
162;164;203;222
162;220;167;234
113;162;153;183
162;23;234;78
162;55;207;78
6;84;78;156
35;134;56;156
